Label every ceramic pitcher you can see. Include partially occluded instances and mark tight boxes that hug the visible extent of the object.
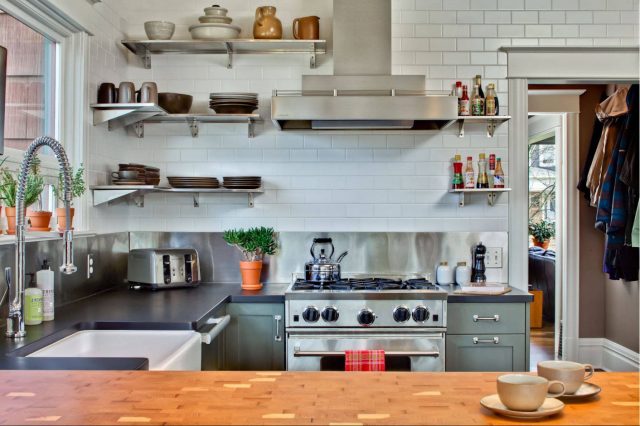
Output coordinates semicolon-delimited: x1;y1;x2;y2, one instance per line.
253;6;282;39
293;16;320;40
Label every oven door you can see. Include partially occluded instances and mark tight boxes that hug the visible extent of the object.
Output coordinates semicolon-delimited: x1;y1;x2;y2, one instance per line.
287;329;445;372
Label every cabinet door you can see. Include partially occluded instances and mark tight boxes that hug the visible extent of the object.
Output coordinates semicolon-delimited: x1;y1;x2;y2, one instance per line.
446;334;525;372
224;303;285;371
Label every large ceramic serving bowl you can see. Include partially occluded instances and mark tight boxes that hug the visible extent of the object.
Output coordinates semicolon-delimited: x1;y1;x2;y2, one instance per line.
158;93;193;114
189;23;241;40
144;21;175;40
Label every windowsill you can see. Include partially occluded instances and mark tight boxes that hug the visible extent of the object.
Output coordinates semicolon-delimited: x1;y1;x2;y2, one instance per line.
0;230;96;245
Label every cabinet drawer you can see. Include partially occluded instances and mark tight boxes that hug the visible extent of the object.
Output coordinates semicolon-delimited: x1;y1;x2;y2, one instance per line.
446;334;526;372
447;303;525;335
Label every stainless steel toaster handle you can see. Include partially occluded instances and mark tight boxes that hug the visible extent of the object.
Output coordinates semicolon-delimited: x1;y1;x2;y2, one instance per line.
200;315;231;344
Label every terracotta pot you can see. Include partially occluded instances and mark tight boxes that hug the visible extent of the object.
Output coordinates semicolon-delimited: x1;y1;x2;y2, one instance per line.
56;207;75;232
253;6;282;39
532;238;550;250
239;260;263;291
5;207;17;235
27;210;52;231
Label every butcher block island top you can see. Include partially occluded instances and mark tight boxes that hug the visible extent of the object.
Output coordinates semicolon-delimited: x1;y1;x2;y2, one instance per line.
0;371;637;425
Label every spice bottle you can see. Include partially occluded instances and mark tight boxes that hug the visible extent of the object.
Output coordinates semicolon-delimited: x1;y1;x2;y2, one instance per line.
489;154;496;188
464;156;475;189
471;84;484;116
459;85;470;116
477;153;489;189
485;83;498;116
494;157;505;188
452;154;464;189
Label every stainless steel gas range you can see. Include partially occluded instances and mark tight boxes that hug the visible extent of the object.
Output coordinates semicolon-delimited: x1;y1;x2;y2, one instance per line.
285;275;448;372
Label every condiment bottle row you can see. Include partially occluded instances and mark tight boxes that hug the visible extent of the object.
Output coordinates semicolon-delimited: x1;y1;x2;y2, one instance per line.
453;75;499;117
452;153;505;190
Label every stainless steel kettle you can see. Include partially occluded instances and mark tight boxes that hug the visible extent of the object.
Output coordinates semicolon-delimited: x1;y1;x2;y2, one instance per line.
304;238;348;282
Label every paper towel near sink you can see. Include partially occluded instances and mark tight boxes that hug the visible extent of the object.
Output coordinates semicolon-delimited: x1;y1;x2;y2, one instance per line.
27;330;202;371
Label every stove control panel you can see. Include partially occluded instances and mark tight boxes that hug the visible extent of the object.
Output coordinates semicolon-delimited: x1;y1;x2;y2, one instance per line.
287;299;446;328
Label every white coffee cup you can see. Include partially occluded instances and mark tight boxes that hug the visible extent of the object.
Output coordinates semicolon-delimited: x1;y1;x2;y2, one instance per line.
497;374;566;412
537;360;594;394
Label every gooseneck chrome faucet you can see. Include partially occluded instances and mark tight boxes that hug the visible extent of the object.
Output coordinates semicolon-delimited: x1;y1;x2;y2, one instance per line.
5;136;77;339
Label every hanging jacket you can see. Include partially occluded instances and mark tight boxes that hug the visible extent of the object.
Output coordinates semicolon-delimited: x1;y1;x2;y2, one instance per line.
619;85;639;246
595;85;639;281
577;93;606;202
586;86;629;207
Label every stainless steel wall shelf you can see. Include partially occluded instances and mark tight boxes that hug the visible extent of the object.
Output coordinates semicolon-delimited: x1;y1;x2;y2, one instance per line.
457;116;511;138
91;186;264;208
122;39;327;69
448;188;511;207
91;104;262;138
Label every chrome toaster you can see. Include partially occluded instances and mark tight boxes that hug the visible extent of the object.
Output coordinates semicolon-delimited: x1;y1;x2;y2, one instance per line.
127;248;200;290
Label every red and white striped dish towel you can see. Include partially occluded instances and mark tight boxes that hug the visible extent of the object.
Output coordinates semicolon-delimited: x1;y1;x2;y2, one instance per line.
344;350;386;371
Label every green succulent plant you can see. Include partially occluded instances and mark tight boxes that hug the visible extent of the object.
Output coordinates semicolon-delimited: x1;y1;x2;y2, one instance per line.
528;220;555;242
0;157;45;209
53;164;86;205
223;227;278;261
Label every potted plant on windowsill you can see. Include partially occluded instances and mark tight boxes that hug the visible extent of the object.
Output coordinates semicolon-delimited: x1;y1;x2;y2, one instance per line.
223;227;278;291
25;156;52;231
0;160;45;235
529;220;555;250
53;164;86;232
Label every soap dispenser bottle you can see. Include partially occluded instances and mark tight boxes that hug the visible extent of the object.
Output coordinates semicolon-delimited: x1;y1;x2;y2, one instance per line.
24;273;43;326
37;259;55;321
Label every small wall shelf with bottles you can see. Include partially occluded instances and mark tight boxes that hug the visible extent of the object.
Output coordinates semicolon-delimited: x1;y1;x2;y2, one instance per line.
457;116;511;138
449;188;511;207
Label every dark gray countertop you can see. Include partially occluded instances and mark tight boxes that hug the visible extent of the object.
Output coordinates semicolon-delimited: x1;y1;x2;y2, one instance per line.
0;283;286;370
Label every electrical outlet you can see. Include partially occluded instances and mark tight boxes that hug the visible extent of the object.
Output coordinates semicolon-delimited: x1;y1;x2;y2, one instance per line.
486;247;502;268
87;254;95;279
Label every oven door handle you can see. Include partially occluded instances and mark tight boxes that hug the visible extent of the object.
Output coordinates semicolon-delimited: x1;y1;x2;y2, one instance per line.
293;349;440;358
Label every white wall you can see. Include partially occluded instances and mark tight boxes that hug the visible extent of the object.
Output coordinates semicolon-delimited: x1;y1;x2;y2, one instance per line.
84;0;638;233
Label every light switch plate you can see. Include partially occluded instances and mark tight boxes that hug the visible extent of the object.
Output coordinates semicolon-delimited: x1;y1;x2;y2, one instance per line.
486;247;502;268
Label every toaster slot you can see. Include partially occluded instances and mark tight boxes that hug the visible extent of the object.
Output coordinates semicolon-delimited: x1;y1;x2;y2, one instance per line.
162;255;171;284
185;254;193;283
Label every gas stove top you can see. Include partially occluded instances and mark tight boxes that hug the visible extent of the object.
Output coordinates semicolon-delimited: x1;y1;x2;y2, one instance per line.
291;277;439;292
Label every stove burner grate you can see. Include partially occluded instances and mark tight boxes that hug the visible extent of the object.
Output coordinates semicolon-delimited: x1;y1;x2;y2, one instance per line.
292;277;437;291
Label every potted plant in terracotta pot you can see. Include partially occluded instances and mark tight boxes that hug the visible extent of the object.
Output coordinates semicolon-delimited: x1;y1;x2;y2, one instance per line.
529;220;555;250
53;164;86;232
223;227;278;291
25;156;53;231
0;162;45;235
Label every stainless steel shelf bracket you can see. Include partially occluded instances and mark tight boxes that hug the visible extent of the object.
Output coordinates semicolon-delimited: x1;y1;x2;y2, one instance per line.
458;120;466;138
457;192;465;207
487;191;497;206
224;42;233;69
132;194;144;208
133;122;144;138
189;118;199;138
193;193;200;208
486;120;497;138
248;193;255;208
248;118;256;138
141;49;151;69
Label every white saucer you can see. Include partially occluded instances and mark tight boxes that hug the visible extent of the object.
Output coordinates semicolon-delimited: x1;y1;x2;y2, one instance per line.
559;382;602;400
480;394;565;419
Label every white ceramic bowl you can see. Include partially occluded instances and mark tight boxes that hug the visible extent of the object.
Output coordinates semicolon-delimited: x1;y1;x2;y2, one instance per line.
144;21;175;40
204;5;228;16
189;23;241;40
198;15;233;24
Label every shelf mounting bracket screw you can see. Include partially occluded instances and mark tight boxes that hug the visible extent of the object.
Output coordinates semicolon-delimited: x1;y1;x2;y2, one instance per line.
189;118;199;138
133;122;144;138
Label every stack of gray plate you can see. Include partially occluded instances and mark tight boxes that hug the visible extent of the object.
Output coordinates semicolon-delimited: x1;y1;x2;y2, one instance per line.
167;177;220;189
222;176;262;189
209;93;258;114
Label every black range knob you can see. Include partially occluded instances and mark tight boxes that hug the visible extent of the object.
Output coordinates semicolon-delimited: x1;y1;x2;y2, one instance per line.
357;308;375;326
302;306;320;323
393;306;411;323
321;306;339;322
412;306;430;323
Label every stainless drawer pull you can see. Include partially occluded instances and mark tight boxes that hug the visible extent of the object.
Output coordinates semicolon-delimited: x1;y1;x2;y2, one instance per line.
293;349;440;358
473;337;500;344
274;315;282;342
473;314;500;322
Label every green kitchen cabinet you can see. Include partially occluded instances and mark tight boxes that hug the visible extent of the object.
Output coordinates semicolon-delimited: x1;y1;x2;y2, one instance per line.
223;303;285;371
446;302;530;372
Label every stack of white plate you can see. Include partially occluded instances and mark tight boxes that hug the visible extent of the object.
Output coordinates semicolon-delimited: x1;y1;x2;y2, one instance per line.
190;5;240;40
209;93;259;114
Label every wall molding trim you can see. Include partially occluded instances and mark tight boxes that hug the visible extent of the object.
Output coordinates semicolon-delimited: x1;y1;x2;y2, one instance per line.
578;338;640;372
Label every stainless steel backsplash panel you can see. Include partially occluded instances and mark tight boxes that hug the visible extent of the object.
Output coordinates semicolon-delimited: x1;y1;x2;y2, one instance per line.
130;232;508;284
0;232;129;315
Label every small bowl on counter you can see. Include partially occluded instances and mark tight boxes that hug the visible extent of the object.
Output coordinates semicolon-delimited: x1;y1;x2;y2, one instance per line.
158;93;193;114
144;21;175;40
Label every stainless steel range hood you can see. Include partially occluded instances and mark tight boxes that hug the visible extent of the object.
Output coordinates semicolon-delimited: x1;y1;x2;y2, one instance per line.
271;0;457;131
